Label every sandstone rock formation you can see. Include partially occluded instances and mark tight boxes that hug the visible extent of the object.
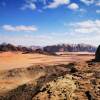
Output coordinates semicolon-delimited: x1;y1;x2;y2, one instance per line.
44;44;96;53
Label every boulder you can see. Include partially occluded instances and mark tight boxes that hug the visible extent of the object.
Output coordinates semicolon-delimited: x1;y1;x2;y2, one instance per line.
95;45;100;62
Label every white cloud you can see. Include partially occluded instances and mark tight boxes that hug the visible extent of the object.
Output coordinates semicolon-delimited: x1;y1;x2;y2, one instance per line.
45;0;70;9
0;34;55;46
21;0;36;10
68;3;79;10
96;1;100;6
80;0;94;5
2;25;15;31
71;20;100;34
2;25;37;32
96;10;100;14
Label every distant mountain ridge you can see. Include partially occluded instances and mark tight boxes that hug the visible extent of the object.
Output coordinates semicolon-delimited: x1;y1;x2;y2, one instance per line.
0;43;55;55
0;43;97;53
0;43;33;53
43;44;96;53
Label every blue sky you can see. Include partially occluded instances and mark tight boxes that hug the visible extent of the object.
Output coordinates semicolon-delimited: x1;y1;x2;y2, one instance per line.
0;0;100;46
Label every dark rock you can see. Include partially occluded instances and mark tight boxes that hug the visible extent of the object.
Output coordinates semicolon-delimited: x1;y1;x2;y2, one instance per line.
94;72;100;79
85;91;94;100
95;45;100;62
70;67;78;73
66;63;78;73
43;44;96;53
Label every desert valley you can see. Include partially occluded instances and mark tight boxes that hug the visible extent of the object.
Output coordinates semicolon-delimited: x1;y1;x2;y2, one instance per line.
0;0;100;99
0;43;99;100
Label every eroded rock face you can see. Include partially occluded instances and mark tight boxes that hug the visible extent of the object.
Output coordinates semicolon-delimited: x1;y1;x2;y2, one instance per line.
43;44;96;52
95;45;100;62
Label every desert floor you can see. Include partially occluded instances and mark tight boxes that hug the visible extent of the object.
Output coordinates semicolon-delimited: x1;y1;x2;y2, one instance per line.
0;52;94;70
0;51;98;100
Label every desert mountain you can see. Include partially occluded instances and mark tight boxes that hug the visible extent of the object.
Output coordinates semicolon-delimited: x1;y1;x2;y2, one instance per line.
0;43;96;54
44;44;96;53
0;43;33;53
0;43;54;55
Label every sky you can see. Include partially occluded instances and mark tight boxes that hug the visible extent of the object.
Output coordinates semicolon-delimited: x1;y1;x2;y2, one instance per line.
0;0;100;46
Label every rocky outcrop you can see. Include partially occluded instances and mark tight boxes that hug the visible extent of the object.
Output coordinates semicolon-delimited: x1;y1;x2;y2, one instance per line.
33;75;76;100
95;45;100;62
0;43;18;52
43;44;96;53
0;43;33;53
0;43;97;54
0;43;57;55
0;62;99;100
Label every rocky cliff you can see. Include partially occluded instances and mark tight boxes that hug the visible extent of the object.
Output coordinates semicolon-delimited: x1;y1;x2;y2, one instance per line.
43;44;96;53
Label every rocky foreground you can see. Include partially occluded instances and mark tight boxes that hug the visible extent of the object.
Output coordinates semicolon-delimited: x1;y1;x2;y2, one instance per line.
0;61;99;100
